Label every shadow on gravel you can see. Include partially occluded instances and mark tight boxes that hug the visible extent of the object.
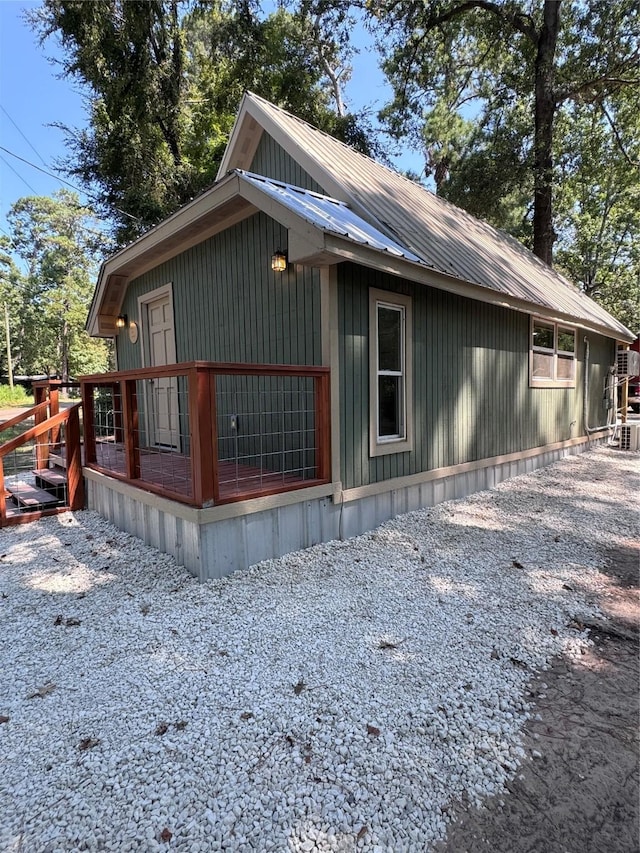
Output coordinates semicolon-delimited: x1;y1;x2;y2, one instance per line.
435;542;639;853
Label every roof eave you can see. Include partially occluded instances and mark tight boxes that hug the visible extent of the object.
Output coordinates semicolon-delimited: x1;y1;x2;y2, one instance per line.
322;235;635;343
87;173;246;336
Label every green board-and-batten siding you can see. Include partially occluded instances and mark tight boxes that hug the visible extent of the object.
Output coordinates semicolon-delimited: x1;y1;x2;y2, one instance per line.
338;263;615;491
116;211;322;371
249;133;324;193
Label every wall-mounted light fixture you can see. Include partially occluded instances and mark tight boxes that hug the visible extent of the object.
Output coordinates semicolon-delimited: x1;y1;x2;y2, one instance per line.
271;250;287;273
115;313;128;329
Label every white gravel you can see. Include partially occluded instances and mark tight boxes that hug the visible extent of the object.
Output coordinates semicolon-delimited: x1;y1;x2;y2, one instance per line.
0;446;637;852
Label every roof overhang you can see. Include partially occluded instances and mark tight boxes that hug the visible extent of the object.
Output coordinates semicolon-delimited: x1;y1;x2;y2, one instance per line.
89;153;634;344
87;173;255;336
216;93;635;345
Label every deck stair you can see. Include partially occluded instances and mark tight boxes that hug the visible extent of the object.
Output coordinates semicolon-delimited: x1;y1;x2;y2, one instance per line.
0;394;84;526
34;467;68;501
7;478;63;510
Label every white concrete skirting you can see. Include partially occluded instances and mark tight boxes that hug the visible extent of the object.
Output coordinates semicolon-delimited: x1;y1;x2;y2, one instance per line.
84;432;609;580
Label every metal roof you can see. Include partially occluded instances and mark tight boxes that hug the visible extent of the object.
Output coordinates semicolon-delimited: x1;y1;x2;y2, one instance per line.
224;93;632;341
237;170;424;264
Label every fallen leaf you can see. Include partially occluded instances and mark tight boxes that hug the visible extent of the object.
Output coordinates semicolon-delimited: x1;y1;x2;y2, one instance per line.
356;825;368;841
0;715;9;724
155;722;169;736
550;627;558;636
512;560;524;569
28;682;55;699
78;737;100;751
240;712;253;721
160;827;172;843
293;679;306;695
379;638;403;650
366;724;381;737
65;617;81;627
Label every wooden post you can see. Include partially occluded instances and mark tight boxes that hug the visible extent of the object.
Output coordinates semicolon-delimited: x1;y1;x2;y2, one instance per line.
66;405;85;510
314;372;331;482
122;379;140;480
49;385;61;447
188;366;216;506
81;382;97;465
34;385;49;471
0;459;6;527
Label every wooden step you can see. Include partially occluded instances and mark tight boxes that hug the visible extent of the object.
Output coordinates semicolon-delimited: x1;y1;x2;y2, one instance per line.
33;468;68;499
8;480;61;509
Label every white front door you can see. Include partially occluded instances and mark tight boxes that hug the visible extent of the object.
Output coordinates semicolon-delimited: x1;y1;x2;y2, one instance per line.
145;290;178;447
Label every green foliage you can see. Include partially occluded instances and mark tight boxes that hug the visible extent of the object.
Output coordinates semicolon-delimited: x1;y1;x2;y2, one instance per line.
368;0;639;326
29;0;375;244
0;384;33;407
554;96;640;334
3;191;113;379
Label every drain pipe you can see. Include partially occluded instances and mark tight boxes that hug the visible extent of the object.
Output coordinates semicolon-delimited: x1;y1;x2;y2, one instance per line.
583;336;616;437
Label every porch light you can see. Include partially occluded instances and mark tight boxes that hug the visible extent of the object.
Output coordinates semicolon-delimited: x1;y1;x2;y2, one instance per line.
271;250;287;272
115;313;128;329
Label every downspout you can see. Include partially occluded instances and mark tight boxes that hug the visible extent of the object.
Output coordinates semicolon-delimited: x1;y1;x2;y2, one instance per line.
583;337;616;437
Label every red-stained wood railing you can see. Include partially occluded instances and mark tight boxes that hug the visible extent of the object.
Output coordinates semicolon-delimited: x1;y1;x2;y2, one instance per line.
80;361;331;508
0;404;84;527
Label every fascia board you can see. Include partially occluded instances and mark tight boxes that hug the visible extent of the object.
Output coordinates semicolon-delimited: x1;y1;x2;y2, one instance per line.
323;235;635;343
216;96;264;180
87;174;243;336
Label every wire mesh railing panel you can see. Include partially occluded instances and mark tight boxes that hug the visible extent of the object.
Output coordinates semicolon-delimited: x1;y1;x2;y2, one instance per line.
88;378;193;498
134;376;192;497
2;425;69;516
216;374;318;494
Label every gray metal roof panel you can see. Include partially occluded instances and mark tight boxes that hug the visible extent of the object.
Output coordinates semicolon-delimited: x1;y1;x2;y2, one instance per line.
238;170;424;263
243;93;632;340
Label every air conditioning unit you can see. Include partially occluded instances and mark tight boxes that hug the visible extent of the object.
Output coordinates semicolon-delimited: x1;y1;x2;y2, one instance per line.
619;423;640;451
617;349;640;377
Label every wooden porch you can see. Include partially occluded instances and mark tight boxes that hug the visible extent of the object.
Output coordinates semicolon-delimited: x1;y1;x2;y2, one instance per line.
80;361;331;508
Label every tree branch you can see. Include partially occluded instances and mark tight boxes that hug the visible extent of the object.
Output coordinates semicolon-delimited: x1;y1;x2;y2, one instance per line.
599;101;640;167
420;0;537;44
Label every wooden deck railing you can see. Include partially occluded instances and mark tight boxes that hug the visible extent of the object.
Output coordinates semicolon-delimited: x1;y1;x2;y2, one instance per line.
0;403;84;526
80;361;330;507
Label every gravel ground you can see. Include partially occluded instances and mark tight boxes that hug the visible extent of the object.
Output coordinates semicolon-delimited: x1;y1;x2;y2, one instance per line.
0;446;637;852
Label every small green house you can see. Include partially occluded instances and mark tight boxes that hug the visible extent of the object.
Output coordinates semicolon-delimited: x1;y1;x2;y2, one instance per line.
83;92;634;579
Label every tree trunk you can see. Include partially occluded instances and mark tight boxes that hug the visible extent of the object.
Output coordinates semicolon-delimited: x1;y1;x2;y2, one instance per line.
532;0;561;265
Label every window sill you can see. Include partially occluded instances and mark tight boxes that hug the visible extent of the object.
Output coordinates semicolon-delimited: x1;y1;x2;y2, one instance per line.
370;436;413;457
529;379;576;389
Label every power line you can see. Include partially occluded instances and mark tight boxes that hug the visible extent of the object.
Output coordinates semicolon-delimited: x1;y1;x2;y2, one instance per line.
0;104;48;167
0;144;142;224
0;154;38;195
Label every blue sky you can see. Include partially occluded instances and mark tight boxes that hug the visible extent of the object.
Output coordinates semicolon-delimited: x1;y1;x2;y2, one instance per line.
0;0;421;256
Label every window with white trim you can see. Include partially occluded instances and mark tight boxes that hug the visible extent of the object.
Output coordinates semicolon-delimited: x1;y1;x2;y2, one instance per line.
530;317;576;387
369;289;413;456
